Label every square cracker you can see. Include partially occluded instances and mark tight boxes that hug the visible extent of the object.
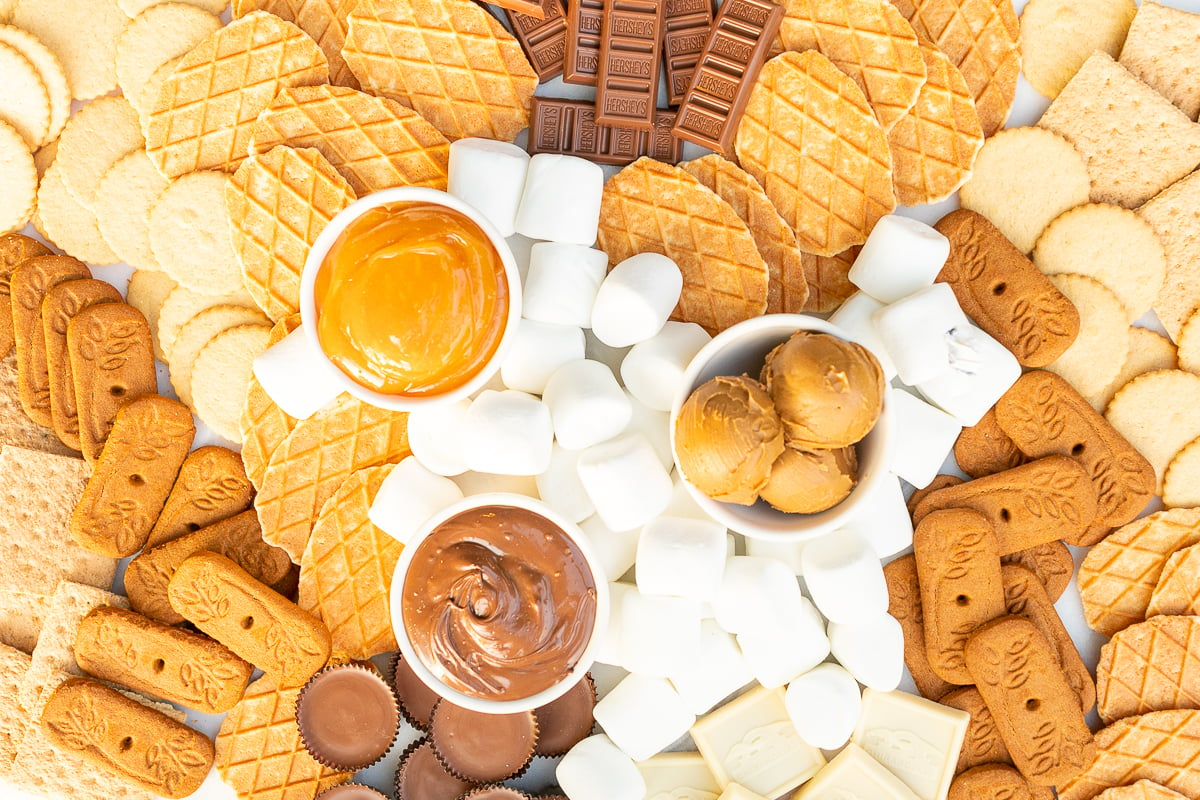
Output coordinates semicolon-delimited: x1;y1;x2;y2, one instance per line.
1119;1;1200;119
0;643;31;776
0;352;77;458
1139;170;1200;341
1039;52;1200;208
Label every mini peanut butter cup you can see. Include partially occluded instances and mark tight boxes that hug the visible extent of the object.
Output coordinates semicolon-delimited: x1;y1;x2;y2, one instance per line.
390;650;440;731
395;738;475;800
296;662;400;772
315;784;390;800
461;787;535;800
532;674;597;757
429;698;538;783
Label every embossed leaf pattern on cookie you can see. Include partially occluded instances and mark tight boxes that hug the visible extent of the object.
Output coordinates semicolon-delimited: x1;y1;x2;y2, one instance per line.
93;617;139;668
1003;383;1066;444
186;467;250;512
81;499;152;556
146;732;210;796
173;580;231;623
76;316;144;371
181;654;247;710
49;699;108;751
1023;464;1086;524
115;409;195;460
263;622;323;674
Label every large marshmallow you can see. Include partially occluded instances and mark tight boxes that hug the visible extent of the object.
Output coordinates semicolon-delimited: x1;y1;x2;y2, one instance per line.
800;530;889;623
461;390;554;475
536;445;594;523
636;516;728;602
621;590;702;677
623;391;673;471
839;474;913;559
448;138;529;237
501;318;585;394
252;327;342;419
368;457;464;544
524;243;609;327
578;515;640;583
849;215;951;303
744;537;806;576
621;322;712;411
736;597;829;688
828;613;904;691
593;674;695;761
577;433;672;531
828;292;899;381
916;322;1022;426
543;359;632;449
784;663;862;750
667;619;754;714
557;734;646;800
714;556;805;635
407;397;472;476
591;253;683;348
452;471;539;498
873;283;970;385
515;154;604;245
888;389;961;489
596;582;636;666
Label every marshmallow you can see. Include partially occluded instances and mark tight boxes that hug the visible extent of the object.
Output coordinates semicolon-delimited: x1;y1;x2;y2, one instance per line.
501;318;585;395
535;445;594;523
666;619;754;715
447;138;529;237
591;253;683;348
524;243;609;327
849;214;951;303
887;389;962;489
595;582;636;666
713;556;805;635
577;433;672;531
636;516;728;602
461;390;554;475
621;322;712;411
839;474;913;559
579;515;640;583
585;329;631;381
451;471;539;498
800;530;889;623
593;674;695;761
663;475;711;520
368;456;465;544
589;662;630;700
506;234;536;283
827;292;899;380
916;322;1021;426
407;397;472;476
621;590;702;677
515;154;604;245
828;613;904;691
543;359;632;449
557;734;646;800
252;327;342;419
744;537;806;576
623;391;674;471
736;597;830;688
784;663;862;750
872;283;970;385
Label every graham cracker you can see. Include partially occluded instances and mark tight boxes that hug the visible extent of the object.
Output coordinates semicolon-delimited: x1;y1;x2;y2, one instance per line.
1138;170;1200;342
0;351;76;457
0;642;30;776
1119;1;1200;120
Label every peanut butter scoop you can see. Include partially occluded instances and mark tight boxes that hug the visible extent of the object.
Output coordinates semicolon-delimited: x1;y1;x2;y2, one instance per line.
760;445;858;513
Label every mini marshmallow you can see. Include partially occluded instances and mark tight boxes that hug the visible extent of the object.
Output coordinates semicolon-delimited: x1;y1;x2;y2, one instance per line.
451;471;539;498
524;243;609;327
591;253;683;348
828;613;905;691
849;214;951;303
543;359;632;449
593;674;695;761
579;515;640;583
784;663;862;750
736;597;829;688
577;433;672;531
666;619;754;715
515;153;605;245
623;391;674;471
585;329;631;381
621;590;702;677
636;516;728;602
828;292;899;381
713;556;805;635
916;322;1022;426
663;475;711;520
448;138;529;237
872;283;970;385
839;474;913;559
744;537;806;576
368;456;464;544
557;734;646;800
252;327;342;419
621;322;712;411
501;318;585;394
506;234;536;283
461;390;554;475
887;389;962;489
801;530;889;624
595;582;636;666
407;397;472;476
536;445;594;523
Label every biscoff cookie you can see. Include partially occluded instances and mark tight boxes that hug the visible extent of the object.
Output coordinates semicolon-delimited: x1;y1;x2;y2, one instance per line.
1147;544;1200;618
884;555;955;700
168;551;331;686
1002;540;1074;603
954;408;1028;479
949;763;1052;800
1106;369;1200;491
147;446;255;549
935;209;1079;368
40;677;214;799
76;606;253;714
905;474;963;516
1045;273;1130;400
939;686;1010;772
1085;327;1177;413
964;616;1096;787
1096;615;1200;725
0;233;51;356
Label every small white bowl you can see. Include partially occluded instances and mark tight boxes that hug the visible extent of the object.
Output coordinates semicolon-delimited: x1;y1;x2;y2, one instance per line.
299;187;522;412
669;314;894;541
389;492;610;715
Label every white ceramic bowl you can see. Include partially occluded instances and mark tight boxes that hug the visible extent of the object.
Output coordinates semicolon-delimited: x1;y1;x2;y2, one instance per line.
389;492;610;714
299;187;522;411
669;314;894;541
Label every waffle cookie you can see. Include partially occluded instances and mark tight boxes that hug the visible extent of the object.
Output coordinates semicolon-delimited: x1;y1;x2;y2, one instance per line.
233;0;360;89
1058;709;1200;800
241;315;305;491
1096;615;1200;724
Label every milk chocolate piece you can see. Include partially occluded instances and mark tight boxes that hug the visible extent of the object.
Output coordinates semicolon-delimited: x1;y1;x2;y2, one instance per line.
529;96;681;165
564;0;604;84
672;0;784;154
533;674;597;756
596;0;666;129
492;0;548;17
504;0;567;82
390;651;439;731
663;0;714;105
429;699;537;783
395;739;472;800
297;663;400;771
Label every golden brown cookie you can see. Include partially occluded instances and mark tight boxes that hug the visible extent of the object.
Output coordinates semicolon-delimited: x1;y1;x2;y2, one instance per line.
146;446;254;549
939;686;1010;772
1057;709;1200;800
955;407;1028;479
905;473;963;516
1096;615;1200;725
949;763;1052;800
1147;543;1200;618
0;233;51;357
884;554;955;701
1001;540;1074;603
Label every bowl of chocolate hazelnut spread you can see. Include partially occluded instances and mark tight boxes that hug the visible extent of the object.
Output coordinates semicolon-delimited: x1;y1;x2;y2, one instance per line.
390;493;609;713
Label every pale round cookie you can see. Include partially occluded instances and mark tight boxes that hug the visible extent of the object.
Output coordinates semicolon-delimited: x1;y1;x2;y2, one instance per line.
0;42;50;148
120;0;228;15
95;150;172;270
0;119;35;234
149;171;244;295
0;25;68;145
1020;0;1136;99
959;126;1092;253
126;269;178;361
192;323;272;442
169;304;271;407
34;160;119;264
116;3;221;116
1106;369;1200;491
1178;311;1200;375
1084;326;1178;412
12;0;128;100
1032;203;1167;322
156;284;258;363
1045;272;1129;399
54;96;144;210
1164;436;1200;510
134;56;183;120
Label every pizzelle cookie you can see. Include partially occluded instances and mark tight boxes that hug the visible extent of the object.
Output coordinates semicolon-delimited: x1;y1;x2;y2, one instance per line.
1096;615;1200;725
954;408;1028;479
234;0;360;89
241;314;304;491
1057;710;1200;800
191;323;273;443
147;446;255;549
1148;544;1200;617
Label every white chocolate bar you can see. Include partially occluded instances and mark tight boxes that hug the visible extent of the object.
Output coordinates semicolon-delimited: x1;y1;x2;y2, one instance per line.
851;689;970;800
792;743;921;800
637;752;722;800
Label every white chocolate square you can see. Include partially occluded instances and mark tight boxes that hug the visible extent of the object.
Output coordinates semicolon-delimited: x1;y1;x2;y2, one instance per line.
717;783;770;800
638;752;722;800
792;744;921;800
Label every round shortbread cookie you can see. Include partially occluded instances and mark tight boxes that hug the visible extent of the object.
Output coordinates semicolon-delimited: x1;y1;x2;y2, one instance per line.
120;0;228;15
1106;369;1200;491
1178;310;1200;375
0;42;50;149
95;150;172;271
0;25;68;145
35;160;119;264
13;0;128;100
149;171;244;295
126;269;178;361
116;3;221;117
1020;0;1136;99
0;119;35;234
156;285;258;363
1164;436;1200;510
1032;203;1166;322
134;56;183;120
959;126;1092;253
1045;272;1129;399
169;304;271;408
192;323;272;443
1084;326;1178;412
54;96;144;210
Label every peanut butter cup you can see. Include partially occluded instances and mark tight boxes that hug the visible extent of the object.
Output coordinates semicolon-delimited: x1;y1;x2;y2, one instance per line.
315;785;390;800
296;662;400;771
429;699;538;783
532;674;596;756
390;651;440;730
395;739;474;800
462;787;535;800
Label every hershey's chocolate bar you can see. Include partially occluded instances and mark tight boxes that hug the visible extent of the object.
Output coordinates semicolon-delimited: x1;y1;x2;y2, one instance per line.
504;0;568;82
663;0;714;106
595;0;666;129
564;0;604;85
528;96;682;166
